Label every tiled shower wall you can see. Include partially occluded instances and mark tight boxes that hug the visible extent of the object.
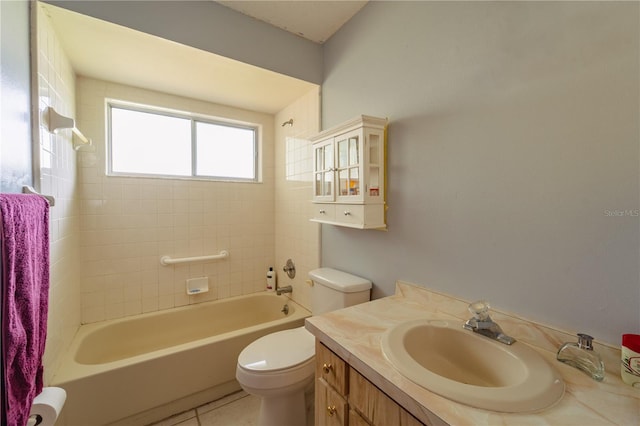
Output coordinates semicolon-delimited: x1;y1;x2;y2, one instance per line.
36;4;82;383
274;88;321;311
76;77;276;323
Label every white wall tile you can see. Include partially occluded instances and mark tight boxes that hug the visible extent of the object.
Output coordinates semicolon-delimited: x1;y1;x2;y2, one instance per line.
76;76;276;322
36;4;82;385
274;88;321;311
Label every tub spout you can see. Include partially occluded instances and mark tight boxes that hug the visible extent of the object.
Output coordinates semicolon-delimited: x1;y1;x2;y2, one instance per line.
276;285;292;295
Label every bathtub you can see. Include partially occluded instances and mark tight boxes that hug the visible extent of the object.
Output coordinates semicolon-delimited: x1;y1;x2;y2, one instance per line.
52;292;310;425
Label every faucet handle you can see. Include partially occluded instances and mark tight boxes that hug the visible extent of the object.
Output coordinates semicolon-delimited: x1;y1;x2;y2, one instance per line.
468;300;491;321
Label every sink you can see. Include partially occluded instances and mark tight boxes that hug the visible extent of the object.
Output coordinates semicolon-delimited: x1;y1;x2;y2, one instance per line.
381;319;564;413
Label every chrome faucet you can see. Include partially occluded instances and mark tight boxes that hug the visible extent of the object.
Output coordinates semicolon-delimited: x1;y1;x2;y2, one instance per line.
462;300;516;345
276;285;292;296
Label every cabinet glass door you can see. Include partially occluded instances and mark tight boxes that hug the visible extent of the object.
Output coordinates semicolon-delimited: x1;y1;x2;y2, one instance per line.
336;132;361;201
367;132;382;199
313;140;334;201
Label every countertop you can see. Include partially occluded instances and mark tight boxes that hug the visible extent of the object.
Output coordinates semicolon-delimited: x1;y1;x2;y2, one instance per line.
305;281;640;425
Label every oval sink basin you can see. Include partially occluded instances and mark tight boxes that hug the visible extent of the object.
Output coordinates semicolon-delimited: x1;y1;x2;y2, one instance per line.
381;319;564;413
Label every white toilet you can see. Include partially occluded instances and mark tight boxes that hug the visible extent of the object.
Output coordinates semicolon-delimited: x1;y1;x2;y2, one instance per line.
236;268;372;426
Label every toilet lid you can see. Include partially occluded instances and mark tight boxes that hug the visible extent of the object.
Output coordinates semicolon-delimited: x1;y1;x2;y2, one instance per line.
238;327;315;372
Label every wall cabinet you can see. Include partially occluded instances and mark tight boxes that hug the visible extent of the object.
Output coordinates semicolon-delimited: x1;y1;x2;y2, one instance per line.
310;115;387;229
315;341;425;426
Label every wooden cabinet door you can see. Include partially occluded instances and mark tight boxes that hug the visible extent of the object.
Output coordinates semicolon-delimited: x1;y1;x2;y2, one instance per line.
316;378;348;426
350;369;424;426
316;342;348;395
349;409;372;426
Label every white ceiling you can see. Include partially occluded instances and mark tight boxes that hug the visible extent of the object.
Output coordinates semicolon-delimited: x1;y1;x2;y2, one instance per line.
42;1;367;114
216;1;368;44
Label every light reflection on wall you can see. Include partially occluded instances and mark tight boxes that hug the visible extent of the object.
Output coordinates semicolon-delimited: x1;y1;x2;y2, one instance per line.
285;136;313;182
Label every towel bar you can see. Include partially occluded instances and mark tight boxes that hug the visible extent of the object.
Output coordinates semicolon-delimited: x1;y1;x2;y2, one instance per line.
22;186;55;206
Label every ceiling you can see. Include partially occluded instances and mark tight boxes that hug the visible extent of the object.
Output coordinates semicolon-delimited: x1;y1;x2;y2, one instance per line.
216;1;368;44
42;1;367;114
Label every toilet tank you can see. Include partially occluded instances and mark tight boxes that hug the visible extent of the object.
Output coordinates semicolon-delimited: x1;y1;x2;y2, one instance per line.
309;268;372;315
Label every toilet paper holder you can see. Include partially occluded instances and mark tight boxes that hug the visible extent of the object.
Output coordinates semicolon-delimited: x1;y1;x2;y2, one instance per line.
28;387;67;426
27;414;43;426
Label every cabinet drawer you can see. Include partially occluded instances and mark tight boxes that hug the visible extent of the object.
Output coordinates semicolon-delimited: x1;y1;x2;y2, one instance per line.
316;379;348;426
311;204;335;222
311;203;385;229
337;204;365;226
350;368;424;426
316;342;348;394
339;204;385;228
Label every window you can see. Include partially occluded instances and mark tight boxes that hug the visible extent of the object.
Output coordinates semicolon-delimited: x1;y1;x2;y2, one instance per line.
107;101;258;181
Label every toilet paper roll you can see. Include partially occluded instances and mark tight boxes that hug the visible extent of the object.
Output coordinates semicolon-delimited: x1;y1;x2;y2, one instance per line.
29;387;67;426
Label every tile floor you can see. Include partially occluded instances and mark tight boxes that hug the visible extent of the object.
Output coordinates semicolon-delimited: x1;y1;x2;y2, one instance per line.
148;391;260;426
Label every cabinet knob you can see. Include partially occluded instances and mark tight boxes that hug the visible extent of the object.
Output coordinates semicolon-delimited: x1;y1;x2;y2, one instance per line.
319;209;326;214
327;406;337;416
322;363;332;374
343;211;351;216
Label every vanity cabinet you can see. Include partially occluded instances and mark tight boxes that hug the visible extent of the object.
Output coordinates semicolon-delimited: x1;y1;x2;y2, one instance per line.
310;115;387;229
316;341;425;426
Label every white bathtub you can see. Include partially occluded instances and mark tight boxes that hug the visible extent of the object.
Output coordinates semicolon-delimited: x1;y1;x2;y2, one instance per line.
52;292;310;425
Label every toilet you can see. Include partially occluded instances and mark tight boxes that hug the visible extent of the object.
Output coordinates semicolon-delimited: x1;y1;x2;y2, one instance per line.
236;268;372;426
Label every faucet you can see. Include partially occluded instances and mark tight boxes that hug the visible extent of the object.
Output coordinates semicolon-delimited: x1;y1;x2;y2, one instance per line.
462;300;516;345
276;285;292;296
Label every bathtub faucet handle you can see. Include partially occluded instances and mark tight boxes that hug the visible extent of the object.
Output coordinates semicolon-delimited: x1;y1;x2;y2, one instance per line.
282;259;296;279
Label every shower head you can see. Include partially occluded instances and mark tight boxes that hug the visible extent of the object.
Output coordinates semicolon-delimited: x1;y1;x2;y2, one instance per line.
281;118;294;127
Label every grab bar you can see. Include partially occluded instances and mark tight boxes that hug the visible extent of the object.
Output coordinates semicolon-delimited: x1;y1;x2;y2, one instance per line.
160;250;229;266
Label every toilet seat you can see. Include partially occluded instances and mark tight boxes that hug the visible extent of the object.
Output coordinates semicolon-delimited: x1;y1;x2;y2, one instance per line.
238;327;315;372
236;327;316;394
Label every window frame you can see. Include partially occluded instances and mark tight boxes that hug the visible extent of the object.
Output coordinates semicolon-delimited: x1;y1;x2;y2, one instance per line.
106;100;260;183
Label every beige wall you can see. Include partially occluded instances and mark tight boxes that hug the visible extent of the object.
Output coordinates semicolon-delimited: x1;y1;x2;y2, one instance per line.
75;77;276;323
35;3;82;384
274;88;321;311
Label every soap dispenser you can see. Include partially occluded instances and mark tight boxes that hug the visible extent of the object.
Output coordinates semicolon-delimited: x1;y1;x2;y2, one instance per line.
266;267;276;292
556;333;605;381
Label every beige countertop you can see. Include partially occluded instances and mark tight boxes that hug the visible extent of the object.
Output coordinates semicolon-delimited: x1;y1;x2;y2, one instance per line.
305;281;640;425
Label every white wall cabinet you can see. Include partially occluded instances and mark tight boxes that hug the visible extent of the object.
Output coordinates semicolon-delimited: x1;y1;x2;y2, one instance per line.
310;115;387;229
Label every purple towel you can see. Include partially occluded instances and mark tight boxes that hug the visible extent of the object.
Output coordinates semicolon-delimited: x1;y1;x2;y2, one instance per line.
0;194;50;426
